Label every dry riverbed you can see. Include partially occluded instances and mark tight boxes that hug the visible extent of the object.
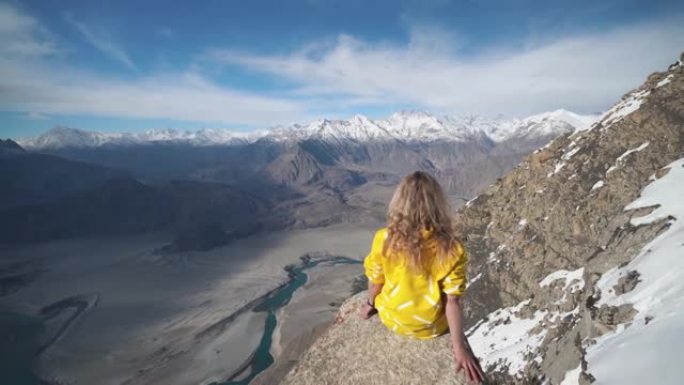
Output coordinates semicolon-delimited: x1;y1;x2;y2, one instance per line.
0;223;378;385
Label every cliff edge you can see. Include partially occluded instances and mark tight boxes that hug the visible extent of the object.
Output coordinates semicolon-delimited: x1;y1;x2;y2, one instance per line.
280;292;468;385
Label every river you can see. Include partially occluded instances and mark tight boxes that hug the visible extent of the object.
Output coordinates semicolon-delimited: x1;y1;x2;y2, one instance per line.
0;256;361;385
219;256;361;385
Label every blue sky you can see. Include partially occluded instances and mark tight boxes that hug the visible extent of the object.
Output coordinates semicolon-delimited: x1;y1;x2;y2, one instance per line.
1;0;683;138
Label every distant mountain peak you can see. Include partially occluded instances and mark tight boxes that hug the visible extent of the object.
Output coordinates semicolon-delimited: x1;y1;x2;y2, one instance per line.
16;110;598;150
0;138;24;152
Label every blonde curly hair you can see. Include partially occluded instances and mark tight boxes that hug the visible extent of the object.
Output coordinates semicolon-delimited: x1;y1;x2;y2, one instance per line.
382;171;459;273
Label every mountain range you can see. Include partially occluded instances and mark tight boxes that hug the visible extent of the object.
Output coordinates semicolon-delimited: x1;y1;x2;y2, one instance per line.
17;109;596;149
2;110;596;245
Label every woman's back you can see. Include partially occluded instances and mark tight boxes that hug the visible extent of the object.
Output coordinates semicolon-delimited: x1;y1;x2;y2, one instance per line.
364;227;467;339
359;171;483;383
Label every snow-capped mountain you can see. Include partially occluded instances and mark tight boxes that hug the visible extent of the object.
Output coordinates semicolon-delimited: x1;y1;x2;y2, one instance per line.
17;110;597;149
17;126;258;149
490;109;597;141
135;127;263;146
22;126;120;149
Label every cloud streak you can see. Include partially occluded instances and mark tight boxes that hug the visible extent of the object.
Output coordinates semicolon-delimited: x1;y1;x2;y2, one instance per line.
0;4;307;128
0;2;59;57
65;15;137;70
26;111;49;120
210;20;684;116
0;67;306;125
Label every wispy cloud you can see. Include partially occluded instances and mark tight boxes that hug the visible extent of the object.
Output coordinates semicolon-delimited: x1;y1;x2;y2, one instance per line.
0;4;306;128
0;2;59;57
1;68;306;125
25;111;49;120
64;14;137;70
209;20;684;116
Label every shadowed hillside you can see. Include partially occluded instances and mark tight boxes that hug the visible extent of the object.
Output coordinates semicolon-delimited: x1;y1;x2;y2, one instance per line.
4;111;593;245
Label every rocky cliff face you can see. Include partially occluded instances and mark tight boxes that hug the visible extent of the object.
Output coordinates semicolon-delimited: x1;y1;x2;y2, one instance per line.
280;55;684;385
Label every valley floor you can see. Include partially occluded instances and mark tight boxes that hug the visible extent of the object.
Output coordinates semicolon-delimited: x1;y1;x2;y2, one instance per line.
0;223;379;385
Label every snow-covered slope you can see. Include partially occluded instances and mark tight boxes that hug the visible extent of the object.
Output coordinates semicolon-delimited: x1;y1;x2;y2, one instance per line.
16;110;597;149
457;59;684;384
585;157;684;385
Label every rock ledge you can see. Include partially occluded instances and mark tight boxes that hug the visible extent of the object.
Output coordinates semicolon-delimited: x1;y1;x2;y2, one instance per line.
281;292;468;385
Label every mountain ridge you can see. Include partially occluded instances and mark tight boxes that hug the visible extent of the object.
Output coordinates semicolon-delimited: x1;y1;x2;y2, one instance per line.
16;110;597;150
0;109;598;244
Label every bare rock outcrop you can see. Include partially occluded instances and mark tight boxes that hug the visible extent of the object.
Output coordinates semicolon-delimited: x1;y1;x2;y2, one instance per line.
280;292;468;385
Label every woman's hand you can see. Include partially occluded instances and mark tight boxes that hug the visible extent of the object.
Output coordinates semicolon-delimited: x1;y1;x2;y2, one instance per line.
445;295;484;383
360;282;382;320
452;342;484;384
359;301;377;319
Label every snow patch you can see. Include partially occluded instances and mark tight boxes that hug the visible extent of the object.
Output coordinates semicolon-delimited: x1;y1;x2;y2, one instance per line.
655;74;673;88
623;160;679;227
591;180;605;191
588;157;684;385
604;142;650;176
616;142;650;162
539;268;585;293
559;365;582;385
547;161;565;177
599;89;650;129
465;196;479;208
467;299;548;376
562;146;581;161
467;273;483;288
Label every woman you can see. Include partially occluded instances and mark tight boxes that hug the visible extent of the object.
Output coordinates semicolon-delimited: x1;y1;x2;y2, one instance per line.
359;171;484;384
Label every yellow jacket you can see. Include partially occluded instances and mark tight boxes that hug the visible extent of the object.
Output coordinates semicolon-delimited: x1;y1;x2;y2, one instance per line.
363;227;468;339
